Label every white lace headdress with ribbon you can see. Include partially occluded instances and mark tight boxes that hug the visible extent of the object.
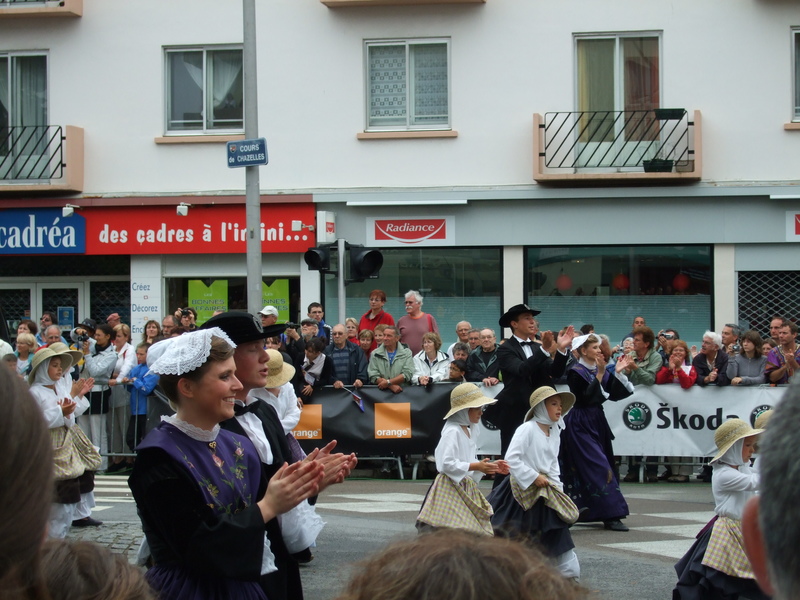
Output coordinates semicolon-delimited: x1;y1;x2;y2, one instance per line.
149;327;237;376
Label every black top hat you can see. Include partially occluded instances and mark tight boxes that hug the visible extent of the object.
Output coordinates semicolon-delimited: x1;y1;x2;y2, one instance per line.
499;304;541;328
262;323;287;339
201;311;265;344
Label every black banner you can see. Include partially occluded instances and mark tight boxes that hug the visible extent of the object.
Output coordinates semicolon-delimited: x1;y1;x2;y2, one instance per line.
294;383;459;456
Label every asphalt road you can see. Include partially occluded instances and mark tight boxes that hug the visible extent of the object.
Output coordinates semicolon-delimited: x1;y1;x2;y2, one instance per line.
78;471;717;599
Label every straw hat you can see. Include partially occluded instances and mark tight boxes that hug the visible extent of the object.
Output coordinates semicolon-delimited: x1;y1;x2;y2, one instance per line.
754;409;773;431
28;346;75;385
46;342;83;366
443;383;497;419
524;386;576;422
265;349;296;388
710;418;763;464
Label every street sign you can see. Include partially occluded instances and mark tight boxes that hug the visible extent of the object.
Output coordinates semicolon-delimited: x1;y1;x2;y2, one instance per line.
227;138;268;168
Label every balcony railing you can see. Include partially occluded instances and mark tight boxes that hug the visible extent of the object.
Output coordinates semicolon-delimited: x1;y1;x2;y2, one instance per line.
0;125;83;193
1;125;65;180
0;0;82;17
533;109;702;183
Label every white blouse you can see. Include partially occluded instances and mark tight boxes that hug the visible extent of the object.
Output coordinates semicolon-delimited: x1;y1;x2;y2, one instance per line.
435;420;482;484
711;462;759;520
250;383;301;435
506;420;563;491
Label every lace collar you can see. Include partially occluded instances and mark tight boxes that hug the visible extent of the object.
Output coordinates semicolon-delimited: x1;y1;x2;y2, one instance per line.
162;414;219;442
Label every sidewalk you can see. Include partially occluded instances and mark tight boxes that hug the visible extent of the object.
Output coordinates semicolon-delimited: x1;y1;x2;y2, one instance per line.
67;520;144;564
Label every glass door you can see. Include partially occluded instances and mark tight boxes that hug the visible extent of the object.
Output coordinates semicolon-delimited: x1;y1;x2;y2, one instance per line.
0;282;87;341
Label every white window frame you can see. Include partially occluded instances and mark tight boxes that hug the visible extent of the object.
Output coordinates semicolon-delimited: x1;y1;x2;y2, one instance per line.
163;45;244;135
572;31;663;114
364;38;451;132
0;50;49;129
793;28;800;121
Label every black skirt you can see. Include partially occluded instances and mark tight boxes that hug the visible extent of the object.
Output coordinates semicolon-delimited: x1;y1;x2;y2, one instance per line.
673;517;770;600
487;476;575;557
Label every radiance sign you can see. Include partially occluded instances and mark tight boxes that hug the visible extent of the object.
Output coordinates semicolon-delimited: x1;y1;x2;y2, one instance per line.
368;216;454;247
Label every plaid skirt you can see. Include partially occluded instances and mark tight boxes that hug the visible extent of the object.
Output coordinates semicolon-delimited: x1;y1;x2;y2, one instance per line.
510;476;580;525
417;473;494;536
701;516;754;579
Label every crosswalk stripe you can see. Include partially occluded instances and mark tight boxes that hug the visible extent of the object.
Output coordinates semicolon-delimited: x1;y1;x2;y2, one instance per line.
599;539;695;560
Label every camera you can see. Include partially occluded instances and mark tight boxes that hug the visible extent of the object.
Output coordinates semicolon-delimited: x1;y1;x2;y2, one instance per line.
732;343;741;353
284;322;301;331
663;333;674;340
180;308;191;317
70;328;90;344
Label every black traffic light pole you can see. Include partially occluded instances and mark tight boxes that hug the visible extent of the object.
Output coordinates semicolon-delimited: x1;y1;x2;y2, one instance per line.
303;240;384;325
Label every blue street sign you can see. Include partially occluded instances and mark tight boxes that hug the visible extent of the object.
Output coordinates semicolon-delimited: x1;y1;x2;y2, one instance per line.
227;138;268;168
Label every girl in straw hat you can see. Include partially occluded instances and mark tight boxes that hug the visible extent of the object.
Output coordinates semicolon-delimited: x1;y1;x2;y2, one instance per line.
28;345;97;538
417;383;509;535
673;418;768;600
487;386;581;579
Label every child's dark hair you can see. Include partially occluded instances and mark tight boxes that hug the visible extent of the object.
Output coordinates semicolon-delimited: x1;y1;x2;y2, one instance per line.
451;359;468;373
136;342;151;352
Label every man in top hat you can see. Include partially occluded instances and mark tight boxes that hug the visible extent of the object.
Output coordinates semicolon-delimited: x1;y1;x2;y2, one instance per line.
201;312;356;600
491;304;575;460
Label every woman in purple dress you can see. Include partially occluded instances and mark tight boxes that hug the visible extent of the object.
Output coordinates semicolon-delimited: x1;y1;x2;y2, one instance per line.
559;334;634;532
129;328;323;600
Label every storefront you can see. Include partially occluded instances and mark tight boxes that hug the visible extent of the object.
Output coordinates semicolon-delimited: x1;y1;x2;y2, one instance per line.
0;198;316;339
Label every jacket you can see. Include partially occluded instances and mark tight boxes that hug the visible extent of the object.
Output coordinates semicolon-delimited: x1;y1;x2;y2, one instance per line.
368;343;414;385
324;340;368;385
466;345;500;382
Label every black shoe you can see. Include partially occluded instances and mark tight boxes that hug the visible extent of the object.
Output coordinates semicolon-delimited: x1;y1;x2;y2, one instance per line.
622;472;639;483
658;469;673;481
106;461;125;473
603;519;629;532
72;517;103;527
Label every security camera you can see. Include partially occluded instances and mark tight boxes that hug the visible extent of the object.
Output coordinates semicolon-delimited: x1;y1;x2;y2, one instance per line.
176;203;190;217
62;204;77;218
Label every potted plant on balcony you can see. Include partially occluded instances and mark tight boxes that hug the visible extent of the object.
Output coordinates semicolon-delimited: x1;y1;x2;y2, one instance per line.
653;108;686;120
642;145;674;173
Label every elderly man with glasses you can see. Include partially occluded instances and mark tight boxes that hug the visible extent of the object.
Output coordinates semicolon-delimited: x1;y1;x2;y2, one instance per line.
324;323;368;389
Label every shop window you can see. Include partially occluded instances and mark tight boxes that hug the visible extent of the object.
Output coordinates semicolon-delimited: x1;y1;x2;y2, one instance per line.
526;245;711;347
366;39;450;131
738;271;800;337
324;247;502;342
166;276;300;327
165;46;243;134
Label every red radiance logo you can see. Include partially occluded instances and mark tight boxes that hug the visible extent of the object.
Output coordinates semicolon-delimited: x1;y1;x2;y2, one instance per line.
374;219;447;244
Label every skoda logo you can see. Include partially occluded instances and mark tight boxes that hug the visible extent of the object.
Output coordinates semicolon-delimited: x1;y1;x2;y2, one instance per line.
623;402;652;431
750;405;772;428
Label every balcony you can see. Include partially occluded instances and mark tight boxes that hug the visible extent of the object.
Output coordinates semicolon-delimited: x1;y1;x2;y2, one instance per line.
321;0;483;7
0;125;84;194
0;0;81;18
533;109;702;184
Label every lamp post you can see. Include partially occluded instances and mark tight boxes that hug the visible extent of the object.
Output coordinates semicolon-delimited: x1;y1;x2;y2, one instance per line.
243;0;262;314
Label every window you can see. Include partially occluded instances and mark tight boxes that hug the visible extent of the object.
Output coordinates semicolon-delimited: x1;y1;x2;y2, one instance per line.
366;39;450;131
575;33;660;142
0;53;47;171
794;28;800;120
324;247;501;341
165;47;243;134
526;245;711;348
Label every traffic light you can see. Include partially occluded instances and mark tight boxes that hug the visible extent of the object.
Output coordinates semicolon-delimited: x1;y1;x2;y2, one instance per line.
304;245;334;273
349;245;383;282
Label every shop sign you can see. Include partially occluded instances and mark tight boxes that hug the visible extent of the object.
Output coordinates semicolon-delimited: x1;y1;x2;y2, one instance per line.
787;210;800;242
188;279;229;325
368;216;454;247
0;209;85;254
0;204;315;255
